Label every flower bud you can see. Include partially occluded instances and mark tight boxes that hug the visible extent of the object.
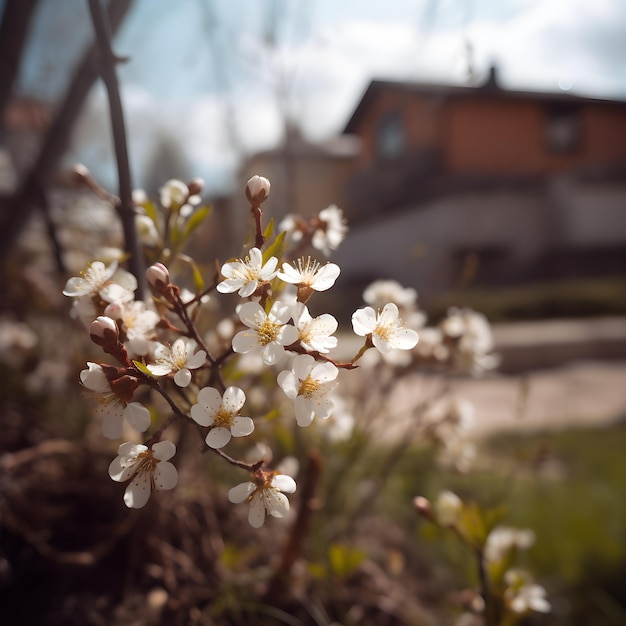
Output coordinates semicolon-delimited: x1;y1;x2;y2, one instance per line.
146;262;170;290
245;175;271;206
90;315;118;340
413;496;433;520
187;177;204;196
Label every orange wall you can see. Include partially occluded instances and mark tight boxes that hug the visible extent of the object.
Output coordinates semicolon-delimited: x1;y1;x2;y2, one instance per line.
353;88;626;176
442;97;626;174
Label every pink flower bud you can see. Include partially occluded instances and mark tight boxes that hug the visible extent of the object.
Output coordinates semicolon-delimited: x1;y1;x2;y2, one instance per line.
146;262;170;290
90;316;118;340
245;175;271;206
413;496;433;520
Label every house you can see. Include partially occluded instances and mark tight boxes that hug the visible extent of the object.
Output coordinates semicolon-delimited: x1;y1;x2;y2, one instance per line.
234;69;626;313
330;68;626;306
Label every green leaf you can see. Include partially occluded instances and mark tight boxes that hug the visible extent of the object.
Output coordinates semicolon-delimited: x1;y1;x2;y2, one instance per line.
132;360;156;377
262;218;275;242
183;205;211;240
328;543;366;579
263;229;286;264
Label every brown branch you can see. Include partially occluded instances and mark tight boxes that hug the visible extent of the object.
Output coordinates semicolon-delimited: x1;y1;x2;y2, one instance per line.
0;0;134;265
264;449;323;603
88;0;145;299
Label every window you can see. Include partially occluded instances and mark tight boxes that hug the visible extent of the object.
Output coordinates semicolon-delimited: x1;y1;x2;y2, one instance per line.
545;104;581;153
376;110;405;160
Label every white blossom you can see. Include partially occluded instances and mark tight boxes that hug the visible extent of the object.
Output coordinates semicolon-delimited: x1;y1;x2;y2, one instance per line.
278;257;340;293
485;527;536;564
217;247;278;298
147;337;207;387
228;472;296;528
434;490;463;527
291;302;338;354
63;261;118;298
104;300;159;357
232;301;298;365
63;260;137;306
277;354;338;427
363;279;417;309
109;440;178;509
441;308;498;374
191;386;254;449
312;204;347;256
80;362;150;439
504;570;551;614
352;303;418;354
160;178;189;209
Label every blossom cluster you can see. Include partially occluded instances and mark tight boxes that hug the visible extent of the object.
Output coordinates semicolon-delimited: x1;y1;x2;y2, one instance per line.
63;175;426;523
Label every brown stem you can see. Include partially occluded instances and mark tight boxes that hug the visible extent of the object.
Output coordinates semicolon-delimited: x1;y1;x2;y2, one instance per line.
88;0;145;299
251;205;265;249
264;450;323;603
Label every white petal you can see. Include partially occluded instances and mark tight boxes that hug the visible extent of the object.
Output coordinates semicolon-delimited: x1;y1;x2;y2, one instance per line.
216;278;242;293
292;354;315;379
238;280;259;298
206;427;232;449
273;474;297;493
220;261;244;279
197;386;222;412
269;301;293;324
232;329;260;354
231;416;254;437
295;397;315;427
378;303;399;326
63;276;90;297
262;342;284;365
278;324;299;346
259;256;278;279
124;472;152;508
265;490;290;518
277;263;301;284
238;302;264;328
109;454;138;482
372;334;393;354
174;369;192;387
186;350;207;369
312;263;340;291
228;481;256;503
390;328;419;350
352;307;377;336
223;386;246;412
309;313;338;336
190;404;215;427
248;247;263;268
153;461;178;491
311;361;338;383
146;363;172;376
80;362;110;392
277;370;299;399
124;402;151;432
248;494;266;528
152;440;176;461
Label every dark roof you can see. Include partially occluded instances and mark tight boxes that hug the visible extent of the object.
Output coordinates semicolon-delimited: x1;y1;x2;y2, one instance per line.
343;71;626;134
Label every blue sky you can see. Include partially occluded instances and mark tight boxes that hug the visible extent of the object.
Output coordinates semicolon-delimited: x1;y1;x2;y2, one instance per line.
12;0;626;192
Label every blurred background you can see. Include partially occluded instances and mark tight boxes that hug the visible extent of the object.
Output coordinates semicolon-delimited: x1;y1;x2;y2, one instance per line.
0;1;625;624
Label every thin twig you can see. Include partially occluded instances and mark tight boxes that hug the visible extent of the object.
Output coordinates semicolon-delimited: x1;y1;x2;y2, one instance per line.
88;0;146;299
